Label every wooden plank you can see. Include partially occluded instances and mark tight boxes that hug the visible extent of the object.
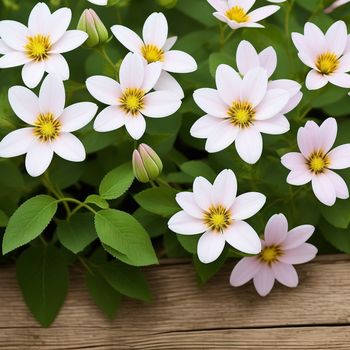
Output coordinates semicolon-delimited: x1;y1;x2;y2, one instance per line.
0;255;349;349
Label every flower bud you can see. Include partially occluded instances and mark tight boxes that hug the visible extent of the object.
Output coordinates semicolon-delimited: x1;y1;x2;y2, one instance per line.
77;9;108;48
132;144;163;183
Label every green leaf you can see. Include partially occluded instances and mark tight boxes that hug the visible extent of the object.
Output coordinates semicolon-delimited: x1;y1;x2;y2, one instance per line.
133;208;167;238
163;231;187;258
134;187;179;217
2;195;58;254
0;210;8;227
320;220;350;254
193;253;227;284
180;160;216;182
102;243;136;265
177;234;200;254
209;52;233;77
85;194;109;209
94;209;158;266
99;162;134;200
98;261;152;302
56;213;97;254
85;270;121;319
320;200;350;229
16;245;68;327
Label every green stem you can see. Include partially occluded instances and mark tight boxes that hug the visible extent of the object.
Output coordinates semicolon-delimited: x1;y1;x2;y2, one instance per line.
77;256;94;275
55;198;97;216
97;47;117;73
156;177;172;188
150;180;157;188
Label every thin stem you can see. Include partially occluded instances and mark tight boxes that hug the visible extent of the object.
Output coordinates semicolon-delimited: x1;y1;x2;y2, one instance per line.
55;197;97;215
156;177;172;188
97;47;117;73
150;180;157;188
77;255;94;275
67;203;85;220
39;235;47;246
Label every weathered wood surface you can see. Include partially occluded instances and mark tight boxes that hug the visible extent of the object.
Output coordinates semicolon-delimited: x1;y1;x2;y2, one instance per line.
1;254;350;349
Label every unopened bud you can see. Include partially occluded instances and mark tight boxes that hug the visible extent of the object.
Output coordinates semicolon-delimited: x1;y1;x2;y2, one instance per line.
77;9;108;48
132;144;163;183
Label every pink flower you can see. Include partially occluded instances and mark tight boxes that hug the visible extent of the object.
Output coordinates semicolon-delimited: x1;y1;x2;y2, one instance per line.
230;213;317;297
325;0;350;13
281;118;350;206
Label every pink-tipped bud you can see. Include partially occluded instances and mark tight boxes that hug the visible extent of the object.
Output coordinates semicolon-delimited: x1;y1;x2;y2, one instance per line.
132;144;163;183
77;9;108;48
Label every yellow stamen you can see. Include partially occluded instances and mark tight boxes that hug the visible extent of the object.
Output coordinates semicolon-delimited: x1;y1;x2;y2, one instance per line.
316;52;339;75
228;101;255;128
34;113;61;142
119;88;145;116
258;245;282;264
226;6;250;23
25;34;51;62
307;151;330;174
141;44;164;63
203;205;231;232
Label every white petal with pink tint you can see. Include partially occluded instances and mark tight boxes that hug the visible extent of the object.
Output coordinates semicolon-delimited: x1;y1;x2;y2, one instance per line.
197;230;226;264
271;262;298;287
283;225;315;249
231;192;266;221
193;88;228;118
253;265;275;296
230;257;261;286
235;127;263;164
175;192;203;219
328;144;350;169
311;174;336;206
279;243;318;265
168;211;206;234
212;169;237;208
264;214;288;246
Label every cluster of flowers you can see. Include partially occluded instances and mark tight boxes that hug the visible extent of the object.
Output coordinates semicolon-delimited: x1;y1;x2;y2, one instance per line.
0;0;350;297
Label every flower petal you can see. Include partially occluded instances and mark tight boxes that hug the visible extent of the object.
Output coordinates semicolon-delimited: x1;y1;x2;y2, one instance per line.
0;51;31;69
230;257;262;286
328;72;350;88
271;262;298;287
25;140;54;177
162;36;177;51
248;5;280;22
305;70;328;90
283;224;315;249
328;144;350;169
224;220;262;254
175;192;203;219
326;170;349;199
279;243;317;265
163;50;197;73
205;120;239;153
0;20;29;51
259;46;277;78
50;30;88;54
215;64;241;105
28;2;51;36
45;53;69;81
142;91;181;118
311;174;336;206
240;67;268;107
190;114;221;139
236;40;259;76
39;74;65;117
124;113;146;140
86;75;121;106
153;71;184;99
93;106;126;132
264;213;288;246
22;61;45;89
142;12;168;48
255;89;289;120
235;126;263;164
197;230;225;264
0;39;11;54
8;86;40;124
319;117;337;154
0;128;34;157
60;102;98;132
49;8;72;44
193;88;228;118
142;61;162;93
281;152;307;171
286;168;312;186
231;192;266;221
119;53;144;90
168;210;206;234
212;169;237;208
52;132;85;162
193;176;213;211
326;20;347;56
254;114;290;135
253;265;275;297
111;25;143;53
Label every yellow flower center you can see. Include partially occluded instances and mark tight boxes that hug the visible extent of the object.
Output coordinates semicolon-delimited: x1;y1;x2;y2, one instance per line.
307;151;330;174
34;113;61;142
25;34;51;62
119;88;145;116
228;101;255;128
258;245;282;264
225;6;250;23
315;52;339;75
141;44;164;63
203;205;231;232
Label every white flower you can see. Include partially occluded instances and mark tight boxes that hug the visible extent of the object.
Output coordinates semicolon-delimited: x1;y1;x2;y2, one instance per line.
86;52;182;140
88;0;108;5
292;21;350;90
0;74;98;177
168;169;266;263
207;0;280;30
0;2;88;88
281;118;350;206
191;66;290;164
111;12;197;99
236;40;302;115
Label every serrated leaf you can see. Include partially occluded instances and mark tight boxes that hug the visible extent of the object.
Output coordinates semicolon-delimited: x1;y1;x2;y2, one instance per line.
134;187;179;217
16;245;68;327
2;195;58;254
86;270;121;319
85;194;109;209
56;213;97;254
99;162;134;200
98;261;152;301
95;209;158;266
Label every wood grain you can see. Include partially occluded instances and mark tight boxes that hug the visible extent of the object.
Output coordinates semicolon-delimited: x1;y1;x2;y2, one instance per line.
0;254;350;349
